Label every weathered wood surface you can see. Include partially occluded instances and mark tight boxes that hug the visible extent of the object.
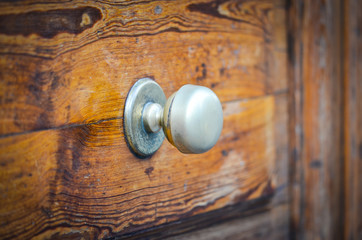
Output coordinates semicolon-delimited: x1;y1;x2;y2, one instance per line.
0;0;286;136
0;94;287;239
165;204;289;240
288;0;343;239
343;0;362;239
288;0;362;239
0;0;288;239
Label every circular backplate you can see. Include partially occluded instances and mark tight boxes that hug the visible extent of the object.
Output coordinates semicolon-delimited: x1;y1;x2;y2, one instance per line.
123;78;166;157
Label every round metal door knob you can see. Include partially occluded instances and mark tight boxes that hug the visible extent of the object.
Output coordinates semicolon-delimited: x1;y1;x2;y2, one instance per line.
124;78;223;157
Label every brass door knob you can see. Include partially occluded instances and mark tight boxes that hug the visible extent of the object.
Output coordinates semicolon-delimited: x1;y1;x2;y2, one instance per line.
124;78;223;157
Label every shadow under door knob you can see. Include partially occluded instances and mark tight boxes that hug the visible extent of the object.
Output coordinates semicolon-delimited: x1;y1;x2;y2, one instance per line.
124;78;223;157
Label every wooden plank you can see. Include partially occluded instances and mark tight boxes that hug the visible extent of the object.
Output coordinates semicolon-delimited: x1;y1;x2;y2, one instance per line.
0;0;272;58
0;93;287;239
117;198;275;240
117;201;289;240
164;204;289;240
288;0;344;239
0;0;289;238
343;0;362;239
0;0;286;136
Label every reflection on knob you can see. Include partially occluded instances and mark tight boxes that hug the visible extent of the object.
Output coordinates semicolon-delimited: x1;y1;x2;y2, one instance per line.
143;85;223;154
124;78;223;157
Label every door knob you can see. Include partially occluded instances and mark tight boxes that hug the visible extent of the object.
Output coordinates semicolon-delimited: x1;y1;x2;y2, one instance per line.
124;78;223;157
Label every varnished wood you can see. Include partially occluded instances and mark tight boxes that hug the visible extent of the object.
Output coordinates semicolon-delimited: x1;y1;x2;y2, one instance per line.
0;95;287;239
118;197;276;239
164;204;289;240
0;0;289;239
0;0;273;59
0;0;286;136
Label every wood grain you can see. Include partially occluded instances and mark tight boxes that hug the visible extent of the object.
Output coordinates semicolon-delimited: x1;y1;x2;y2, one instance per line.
288;0;344;239
343;0;362;239
115;198;285;239
0;0;289;239
0;94;286;239
0;0;272;58
165;204;289;240
0;0;286;136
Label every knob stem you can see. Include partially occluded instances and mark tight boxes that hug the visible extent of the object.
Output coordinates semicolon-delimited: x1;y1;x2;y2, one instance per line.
143;103;163;133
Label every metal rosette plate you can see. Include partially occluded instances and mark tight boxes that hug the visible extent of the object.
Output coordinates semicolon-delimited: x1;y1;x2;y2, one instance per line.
123;78;166;157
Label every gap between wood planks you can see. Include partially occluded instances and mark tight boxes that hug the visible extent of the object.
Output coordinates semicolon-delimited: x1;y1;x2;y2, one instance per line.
0;88;288;139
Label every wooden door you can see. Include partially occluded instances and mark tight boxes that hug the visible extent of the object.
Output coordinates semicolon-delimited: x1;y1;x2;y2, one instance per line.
0;0;360;239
